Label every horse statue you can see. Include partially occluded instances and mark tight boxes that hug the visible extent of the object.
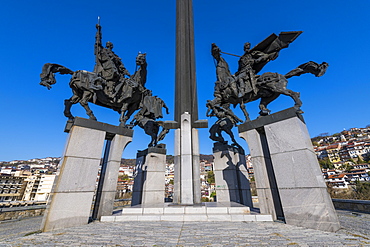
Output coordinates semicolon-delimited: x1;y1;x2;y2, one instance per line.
210;34;328;122
130;93;170;147
40;53;149;127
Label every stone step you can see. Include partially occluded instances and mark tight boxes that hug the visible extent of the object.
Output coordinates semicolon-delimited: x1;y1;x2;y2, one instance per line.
101;213;273;222
100;203;273;222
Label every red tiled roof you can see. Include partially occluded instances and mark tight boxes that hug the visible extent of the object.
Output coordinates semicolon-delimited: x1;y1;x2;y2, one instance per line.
328;174;346;179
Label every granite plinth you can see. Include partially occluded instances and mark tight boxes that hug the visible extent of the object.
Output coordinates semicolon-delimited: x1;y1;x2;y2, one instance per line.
41;126;106;232
239;109;340;232
42;119;133;231
93;134;132;219
64;117;133;139
131;147;167;206
212;143;253;207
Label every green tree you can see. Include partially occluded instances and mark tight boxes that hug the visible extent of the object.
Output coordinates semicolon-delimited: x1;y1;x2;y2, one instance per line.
354;181;370;200
340;163;353;172
118;174;130;180
207;171;215;184
319;158;334;169
356;156;364;164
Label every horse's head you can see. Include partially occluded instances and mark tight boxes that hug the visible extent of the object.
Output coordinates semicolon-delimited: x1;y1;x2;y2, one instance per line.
40;80;52;89
39;75;56;90
136;53;147;66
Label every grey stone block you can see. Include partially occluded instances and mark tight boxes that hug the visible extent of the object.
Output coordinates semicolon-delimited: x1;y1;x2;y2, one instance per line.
185;207;206;214
122;208;143;215
207;214;232;221
255;215;273;221
164;207;185;214
160;215;184;221
54;157;101;192
239;114;340;231
41;126;106;232
213;145;253;206
100;216;116;222
270;151;327;189
206;207;228;214
63;126;106;159
183;215;208;221
42;191;95;232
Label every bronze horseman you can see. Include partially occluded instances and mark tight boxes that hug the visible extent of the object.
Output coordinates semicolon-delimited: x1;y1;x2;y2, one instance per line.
208;31;328;123
207;31;329;144
40;21;171;148
40;23;152;127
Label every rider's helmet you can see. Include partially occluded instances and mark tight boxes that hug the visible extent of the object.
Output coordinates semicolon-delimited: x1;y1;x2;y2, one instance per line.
106;41;114;49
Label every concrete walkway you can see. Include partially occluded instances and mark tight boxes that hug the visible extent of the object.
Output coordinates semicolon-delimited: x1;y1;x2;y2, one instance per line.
0;210;369;246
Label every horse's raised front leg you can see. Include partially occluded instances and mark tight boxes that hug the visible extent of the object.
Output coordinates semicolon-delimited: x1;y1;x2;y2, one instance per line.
240;101;250;122
80;91;97;121
258;93;279;116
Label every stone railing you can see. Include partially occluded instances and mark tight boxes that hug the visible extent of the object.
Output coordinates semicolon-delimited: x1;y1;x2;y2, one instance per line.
332;199;370;213
0;199;132;221
0;204;46;221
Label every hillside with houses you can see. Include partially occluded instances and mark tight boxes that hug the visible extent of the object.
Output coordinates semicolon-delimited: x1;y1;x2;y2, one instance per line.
1;126;370;204
313;126;370;199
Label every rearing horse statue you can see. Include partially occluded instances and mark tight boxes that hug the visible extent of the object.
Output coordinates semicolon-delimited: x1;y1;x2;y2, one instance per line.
209;33;328;122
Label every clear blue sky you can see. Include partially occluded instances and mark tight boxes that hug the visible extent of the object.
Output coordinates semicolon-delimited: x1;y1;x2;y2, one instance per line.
1;0;369;161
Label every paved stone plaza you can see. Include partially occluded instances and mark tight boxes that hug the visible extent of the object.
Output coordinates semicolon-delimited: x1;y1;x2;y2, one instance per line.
0;209;369;246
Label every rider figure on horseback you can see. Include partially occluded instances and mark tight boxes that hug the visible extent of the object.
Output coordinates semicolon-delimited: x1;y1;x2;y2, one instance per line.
235;42;275;97
94;23;130;99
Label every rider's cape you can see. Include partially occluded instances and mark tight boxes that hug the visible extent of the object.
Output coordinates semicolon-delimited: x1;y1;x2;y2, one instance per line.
251;31;302;73
142;96;164;119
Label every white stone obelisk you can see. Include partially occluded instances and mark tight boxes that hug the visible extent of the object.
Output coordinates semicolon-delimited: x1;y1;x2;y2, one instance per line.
173;0;207;205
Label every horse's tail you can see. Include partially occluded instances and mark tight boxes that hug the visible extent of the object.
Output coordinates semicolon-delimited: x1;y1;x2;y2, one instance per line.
285;61;329;79
40;63;74;89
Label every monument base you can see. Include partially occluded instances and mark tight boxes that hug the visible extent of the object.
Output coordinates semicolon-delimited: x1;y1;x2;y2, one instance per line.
239;108;340;232
131;146;167;206
101;202;273;222
212;143;253;207
41;118;133;232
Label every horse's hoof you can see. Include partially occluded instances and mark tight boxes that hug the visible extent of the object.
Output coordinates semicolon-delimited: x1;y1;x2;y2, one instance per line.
259;110;270;116
67;118;75;123
90;117;97;121
296;109;304;114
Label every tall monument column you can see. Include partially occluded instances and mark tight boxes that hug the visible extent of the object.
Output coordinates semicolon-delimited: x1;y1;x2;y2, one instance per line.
173;0;207;205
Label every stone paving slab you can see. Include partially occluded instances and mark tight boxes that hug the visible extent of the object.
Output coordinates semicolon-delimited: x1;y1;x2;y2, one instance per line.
0;210;369;246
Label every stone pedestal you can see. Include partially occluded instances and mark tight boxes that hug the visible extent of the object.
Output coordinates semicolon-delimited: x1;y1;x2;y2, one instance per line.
239;108;340;232
93;134;132;219
132;146;167;206
213;143;253;207
41;118;132;232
